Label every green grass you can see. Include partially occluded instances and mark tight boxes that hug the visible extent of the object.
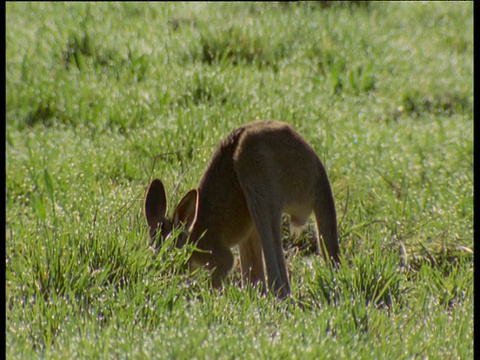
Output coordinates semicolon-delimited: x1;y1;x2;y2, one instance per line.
6;2;473;358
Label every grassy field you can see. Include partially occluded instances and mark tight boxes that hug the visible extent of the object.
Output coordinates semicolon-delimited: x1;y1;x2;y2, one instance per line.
6;2;473;359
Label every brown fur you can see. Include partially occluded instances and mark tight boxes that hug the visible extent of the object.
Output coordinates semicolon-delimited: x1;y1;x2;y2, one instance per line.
145;120;340;298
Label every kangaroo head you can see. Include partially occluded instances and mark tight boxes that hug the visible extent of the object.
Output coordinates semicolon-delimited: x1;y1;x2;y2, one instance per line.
145;179;198;249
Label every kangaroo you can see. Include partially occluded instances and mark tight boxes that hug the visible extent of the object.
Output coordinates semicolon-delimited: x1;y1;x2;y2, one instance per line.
145;120;340;298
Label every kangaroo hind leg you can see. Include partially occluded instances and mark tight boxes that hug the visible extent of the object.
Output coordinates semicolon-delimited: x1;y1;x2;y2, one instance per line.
242;186;290;298
239;229;266;294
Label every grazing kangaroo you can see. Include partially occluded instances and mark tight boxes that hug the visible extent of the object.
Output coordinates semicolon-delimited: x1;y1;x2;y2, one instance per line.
145;120;340;298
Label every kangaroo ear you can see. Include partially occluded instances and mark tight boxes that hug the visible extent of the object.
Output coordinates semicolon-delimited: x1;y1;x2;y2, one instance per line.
145;179;168;240
172;189;198;229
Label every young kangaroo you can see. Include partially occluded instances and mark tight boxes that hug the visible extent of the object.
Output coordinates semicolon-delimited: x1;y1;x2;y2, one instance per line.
145;120;340;298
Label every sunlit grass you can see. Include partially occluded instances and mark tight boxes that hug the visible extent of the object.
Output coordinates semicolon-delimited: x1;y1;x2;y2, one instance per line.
6;2;473;358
